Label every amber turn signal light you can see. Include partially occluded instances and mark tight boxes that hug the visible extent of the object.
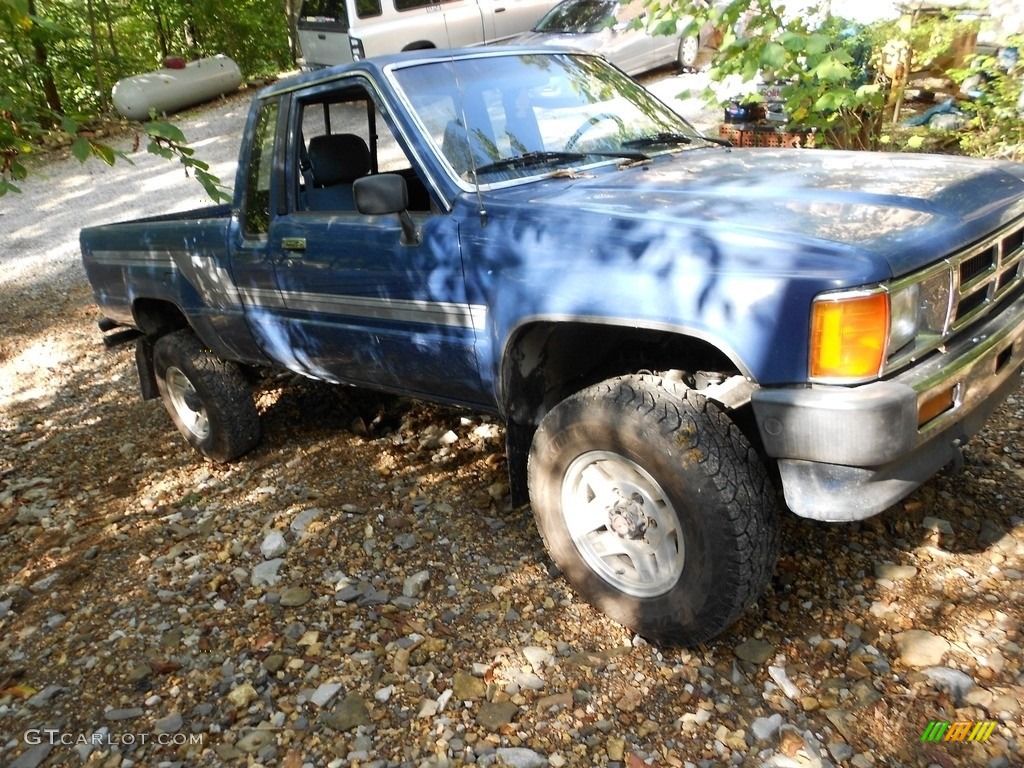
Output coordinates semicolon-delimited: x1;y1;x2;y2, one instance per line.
918;386;956;426
810;292;889;379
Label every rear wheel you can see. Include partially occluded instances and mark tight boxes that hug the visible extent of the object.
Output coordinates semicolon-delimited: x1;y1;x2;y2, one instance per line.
153;329;260;462
527;374;778;644
678;35;700;69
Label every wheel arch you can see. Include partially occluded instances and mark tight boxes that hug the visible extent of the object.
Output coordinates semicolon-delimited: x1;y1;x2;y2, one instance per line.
499;318;752;426
132;297;190;338
130;298;259;398
132;297;244;359
499;319;757;504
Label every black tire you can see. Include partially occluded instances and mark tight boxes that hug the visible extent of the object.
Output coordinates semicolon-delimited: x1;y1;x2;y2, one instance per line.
527;374;778;645
152;329;260;462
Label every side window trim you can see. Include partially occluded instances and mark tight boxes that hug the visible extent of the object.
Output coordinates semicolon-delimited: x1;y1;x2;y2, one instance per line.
240;97;281;240
289;74;450;215
273;97;292;219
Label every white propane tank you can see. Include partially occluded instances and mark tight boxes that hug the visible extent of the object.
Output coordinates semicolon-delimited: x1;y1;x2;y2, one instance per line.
112;55;243;121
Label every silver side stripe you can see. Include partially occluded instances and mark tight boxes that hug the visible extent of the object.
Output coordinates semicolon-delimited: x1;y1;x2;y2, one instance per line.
240;287;486;330
238;287;283;307
91;250;176;269
91;251;486;330
286;291;486;329
91;249;242;309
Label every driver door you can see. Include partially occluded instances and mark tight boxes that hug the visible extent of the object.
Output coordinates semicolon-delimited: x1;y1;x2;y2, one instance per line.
265;79;486;405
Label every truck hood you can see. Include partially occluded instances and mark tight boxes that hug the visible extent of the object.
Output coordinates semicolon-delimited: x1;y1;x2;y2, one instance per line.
512;148;1024;279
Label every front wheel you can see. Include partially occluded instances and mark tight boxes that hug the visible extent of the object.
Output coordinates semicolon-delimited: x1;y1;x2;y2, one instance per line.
153;329;260;462
678;35;700;69
527;375;778;644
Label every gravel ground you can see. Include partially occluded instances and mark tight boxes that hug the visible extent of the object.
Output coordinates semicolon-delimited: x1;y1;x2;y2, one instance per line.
1;68;1023;768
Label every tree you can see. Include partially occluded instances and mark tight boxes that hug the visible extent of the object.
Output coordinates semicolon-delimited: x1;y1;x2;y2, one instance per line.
1;0;292;197
646;0;889;149
26;0;62;114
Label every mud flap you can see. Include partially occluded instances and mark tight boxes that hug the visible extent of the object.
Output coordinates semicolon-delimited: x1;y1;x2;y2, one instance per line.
135;336;160;401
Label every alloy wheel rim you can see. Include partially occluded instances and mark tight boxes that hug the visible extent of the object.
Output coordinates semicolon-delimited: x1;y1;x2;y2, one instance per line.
561;451;684;597
680;36;699;67
165;366;210;440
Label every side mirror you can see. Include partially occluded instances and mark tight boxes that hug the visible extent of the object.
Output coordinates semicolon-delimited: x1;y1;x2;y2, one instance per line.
353;174;420;246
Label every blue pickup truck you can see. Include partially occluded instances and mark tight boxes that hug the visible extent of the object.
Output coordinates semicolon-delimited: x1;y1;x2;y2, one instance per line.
81;47;1024;644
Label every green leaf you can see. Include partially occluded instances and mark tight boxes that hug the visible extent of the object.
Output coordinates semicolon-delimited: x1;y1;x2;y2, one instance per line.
71;136;91;163
855;83;882;98
678;19;700;38
740;56;761;80
10;159;28;181
146;142;175;159
907;135;924;149
652;19;678;36
59;115;79;134
146;121;187;143
829;48;854;65
93;142;116;166
780;32;805;53
814;92;838;112
811;56;851;82
197;169;232;204
805;33;830;56
760;41;787;70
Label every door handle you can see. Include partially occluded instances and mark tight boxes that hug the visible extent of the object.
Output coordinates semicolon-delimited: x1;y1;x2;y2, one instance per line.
282;237;306;251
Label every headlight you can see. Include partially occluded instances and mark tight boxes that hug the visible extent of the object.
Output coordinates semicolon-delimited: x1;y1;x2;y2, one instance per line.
888;283;920;354
810;266;954;382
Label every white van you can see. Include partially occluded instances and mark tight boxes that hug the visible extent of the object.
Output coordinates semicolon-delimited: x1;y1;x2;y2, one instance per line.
296;0;561;69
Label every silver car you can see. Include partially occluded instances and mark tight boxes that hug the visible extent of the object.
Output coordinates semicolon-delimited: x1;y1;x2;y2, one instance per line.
508;0;718;75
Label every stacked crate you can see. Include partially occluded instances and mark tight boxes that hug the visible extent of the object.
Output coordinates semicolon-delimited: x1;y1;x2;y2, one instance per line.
718;124;814;148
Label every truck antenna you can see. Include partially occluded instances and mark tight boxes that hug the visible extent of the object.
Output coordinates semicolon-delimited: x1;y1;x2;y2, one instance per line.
444;16;488;228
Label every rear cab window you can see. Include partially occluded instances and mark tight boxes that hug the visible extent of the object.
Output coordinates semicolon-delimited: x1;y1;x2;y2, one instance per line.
299;0;349;31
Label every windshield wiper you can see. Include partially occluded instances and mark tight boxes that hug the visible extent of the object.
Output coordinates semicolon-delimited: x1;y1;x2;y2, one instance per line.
474;151;588;175
622;132;694;149
696;134;733;148
473;149;649;176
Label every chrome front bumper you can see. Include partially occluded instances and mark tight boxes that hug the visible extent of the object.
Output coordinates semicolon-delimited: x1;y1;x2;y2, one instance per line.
752;288;1024;521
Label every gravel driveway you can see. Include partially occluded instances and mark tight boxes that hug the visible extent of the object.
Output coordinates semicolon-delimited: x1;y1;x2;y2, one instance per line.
1;71;1022;768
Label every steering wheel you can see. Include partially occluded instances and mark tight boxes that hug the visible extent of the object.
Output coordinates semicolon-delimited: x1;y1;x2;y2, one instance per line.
566;112;626;150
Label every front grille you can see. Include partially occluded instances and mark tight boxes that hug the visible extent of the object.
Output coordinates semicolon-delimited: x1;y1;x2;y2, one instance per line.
950;220;1024;331
954;289;988;322
959;248;995;285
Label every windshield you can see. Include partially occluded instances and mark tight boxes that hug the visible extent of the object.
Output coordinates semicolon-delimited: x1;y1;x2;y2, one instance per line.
534;0;617;33
390;52;703;184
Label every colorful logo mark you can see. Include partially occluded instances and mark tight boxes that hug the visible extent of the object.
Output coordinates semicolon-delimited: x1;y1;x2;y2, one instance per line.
920;720;997;742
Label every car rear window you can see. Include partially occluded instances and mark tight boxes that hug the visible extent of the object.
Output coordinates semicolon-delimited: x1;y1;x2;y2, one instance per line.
535;0;618;33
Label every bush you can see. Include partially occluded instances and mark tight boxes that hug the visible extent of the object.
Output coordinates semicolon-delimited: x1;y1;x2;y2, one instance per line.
947;37;1024;161
646;0;1003;154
